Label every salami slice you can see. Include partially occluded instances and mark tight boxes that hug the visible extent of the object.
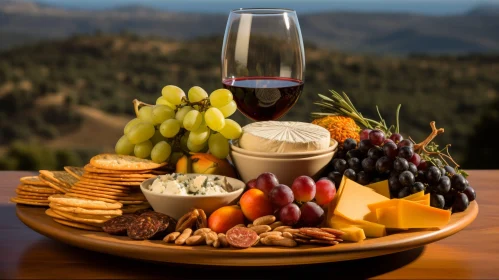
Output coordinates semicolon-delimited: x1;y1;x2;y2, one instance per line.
140;212;172;239
102;215;137;235
127;216;161;240
226;227;258;248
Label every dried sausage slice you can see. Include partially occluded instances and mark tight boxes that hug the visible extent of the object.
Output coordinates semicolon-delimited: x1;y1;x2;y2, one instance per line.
140;212;172;239
127;215;161;240
226;227;258;248
102;215;137;235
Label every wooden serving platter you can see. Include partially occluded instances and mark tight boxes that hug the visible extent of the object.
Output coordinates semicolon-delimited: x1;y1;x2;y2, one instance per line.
16;202;478;266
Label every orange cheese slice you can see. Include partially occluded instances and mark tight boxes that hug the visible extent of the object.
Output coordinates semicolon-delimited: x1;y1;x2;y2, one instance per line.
365;180;390;198
402;190;425;201
336;225;366;242
334;178;389;221
328;215;386;238
414;193;430;206
375;200;451;229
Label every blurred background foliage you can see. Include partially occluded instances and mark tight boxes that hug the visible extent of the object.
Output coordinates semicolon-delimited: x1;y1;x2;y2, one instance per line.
0;0;498;170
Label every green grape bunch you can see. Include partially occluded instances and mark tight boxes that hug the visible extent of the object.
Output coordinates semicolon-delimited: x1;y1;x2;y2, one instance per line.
115;85;242;164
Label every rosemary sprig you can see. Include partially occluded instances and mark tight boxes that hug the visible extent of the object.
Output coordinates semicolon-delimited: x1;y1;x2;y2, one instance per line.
312;90;401;135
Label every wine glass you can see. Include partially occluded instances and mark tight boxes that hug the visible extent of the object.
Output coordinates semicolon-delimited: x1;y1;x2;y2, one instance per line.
221;8;305;121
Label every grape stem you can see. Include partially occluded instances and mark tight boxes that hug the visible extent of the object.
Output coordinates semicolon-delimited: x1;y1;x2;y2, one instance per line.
412;121;460;168
132;99;152;117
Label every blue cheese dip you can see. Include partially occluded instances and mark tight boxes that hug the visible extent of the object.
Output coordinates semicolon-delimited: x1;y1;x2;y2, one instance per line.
148;173;229;196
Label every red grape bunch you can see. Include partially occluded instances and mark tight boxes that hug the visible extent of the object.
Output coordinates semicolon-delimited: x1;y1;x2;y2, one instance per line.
247;173;337;227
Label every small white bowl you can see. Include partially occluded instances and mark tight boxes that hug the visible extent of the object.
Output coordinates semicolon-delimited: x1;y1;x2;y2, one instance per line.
230;149;335;186
140;174;245;220
230;139;338;158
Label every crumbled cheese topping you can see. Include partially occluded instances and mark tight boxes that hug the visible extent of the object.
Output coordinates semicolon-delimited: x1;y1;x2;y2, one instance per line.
148;173;229;196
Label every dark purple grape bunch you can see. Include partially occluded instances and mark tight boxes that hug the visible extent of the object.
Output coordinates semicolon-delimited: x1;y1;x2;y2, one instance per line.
422;165;475;213
327;128;419;189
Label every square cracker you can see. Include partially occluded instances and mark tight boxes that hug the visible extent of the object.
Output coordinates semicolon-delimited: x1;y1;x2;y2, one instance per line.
64;166;84;180
39;170;78;188
39;175;70;193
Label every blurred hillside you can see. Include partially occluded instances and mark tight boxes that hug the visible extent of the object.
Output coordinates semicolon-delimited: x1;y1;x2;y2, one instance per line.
1;0;499;54
0;34;498;170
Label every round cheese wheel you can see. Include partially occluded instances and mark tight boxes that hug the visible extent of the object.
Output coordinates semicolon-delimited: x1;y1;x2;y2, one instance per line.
239;121;331;153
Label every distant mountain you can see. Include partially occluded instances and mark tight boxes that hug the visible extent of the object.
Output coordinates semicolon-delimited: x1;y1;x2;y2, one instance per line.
1;0;499;54
467;3;499;16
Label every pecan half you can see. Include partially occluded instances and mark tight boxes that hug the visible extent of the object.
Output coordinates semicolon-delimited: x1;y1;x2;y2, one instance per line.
196;208;207;229
175;209;199;232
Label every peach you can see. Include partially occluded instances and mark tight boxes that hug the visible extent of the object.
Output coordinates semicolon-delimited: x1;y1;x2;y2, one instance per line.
239;188;273;222
208;205;245;234
191;153;237;178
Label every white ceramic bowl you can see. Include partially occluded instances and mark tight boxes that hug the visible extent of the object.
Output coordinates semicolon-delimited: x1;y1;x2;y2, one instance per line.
230;149;336;186
140;174;245;220
230;139;338;159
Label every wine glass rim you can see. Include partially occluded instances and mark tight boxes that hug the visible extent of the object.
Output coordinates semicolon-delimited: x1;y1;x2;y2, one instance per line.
231;8;296;14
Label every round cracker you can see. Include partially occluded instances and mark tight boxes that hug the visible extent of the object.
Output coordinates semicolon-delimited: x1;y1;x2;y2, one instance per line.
69;188;129;198
121;203;151;214
78;178;142;186
52;209;115;224
52;218;103;231
49;203;123;216
116;193;146;201
83;164;153;174
20;176;49;186
90;154;166;171
74;181;131;190
18;184;60;194
16;189;51;197
10;197;49;206
73;185;131;194
48;194;122;209
72;184;130;194
119;200;147;205
84;172;156;179
81;174;150;182
45;208;68;220
65;192;120;203
17;194;50;201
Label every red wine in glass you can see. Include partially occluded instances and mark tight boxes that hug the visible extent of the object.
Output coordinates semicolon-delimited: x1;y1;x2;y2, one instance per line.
221;8;305;121
222;77;303;121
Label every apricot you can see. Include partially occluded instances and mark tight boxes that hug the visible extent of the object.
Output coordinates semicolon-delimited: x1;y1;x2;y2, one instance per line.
175;155;192;173
191;153;237;178
208;205;245;234
239;189;274;221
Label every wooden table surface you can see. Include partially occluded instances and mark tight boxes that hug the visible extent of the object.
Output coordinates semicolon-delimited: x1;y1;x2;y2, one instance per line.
1;170;497;279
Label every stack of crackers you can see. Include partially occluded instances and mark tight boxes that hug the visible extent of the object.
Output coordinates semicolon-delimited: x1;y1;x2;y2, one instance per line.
11;154;170;231
46;195;123;231
10;176;62;206
47;154;169;230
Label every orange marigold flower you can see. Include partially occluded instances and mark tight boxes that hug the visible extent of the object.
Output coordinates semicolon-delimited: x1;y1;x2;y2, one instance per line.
312;115;360;145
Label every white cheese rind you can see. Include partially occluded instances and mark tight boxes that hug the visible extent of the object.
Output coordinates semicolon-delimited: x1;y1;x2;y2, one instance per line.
239;121;331;153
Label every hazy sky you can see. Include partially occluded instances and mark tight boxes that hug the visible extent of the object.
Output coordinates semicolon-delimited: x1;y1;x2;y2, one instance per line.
36;0;498;14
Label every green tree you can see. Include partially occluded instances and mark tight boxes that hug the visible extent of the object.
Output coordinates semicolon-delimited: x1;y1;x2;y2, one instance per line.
463;98;499;169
